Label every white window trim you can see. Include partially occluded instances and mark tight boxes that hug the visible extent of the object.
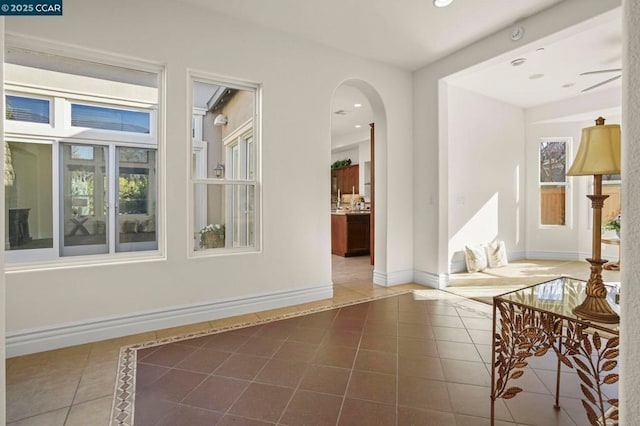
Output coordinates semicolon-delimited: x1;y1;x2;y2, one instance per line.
188;71;261;257
6;92;157;145
4;38;165;271
538;137;573;229
5;91;54;128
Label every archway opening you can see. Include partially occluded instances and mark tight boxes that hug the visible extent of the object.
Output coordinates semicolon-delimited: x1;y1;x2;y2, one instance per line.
329;79;387;287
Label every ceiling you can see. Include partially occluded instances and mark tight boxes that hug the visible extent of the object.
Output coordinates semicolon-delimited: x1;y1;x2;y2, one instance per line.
449;9;622;108
179;0;621;145
179;0;564;71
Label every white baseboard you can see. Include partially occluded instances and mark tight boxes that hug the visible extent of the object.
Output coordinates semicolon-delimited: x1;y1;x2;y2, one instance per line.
6;284;333;357
373;270;387;286
525;251;582;261
372;269;415;287
414;269;448;289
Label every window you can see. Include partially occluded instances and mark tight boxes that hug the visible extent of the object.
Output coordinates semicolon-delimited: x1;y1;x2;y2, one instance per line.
4;46;160;264
5;95;50;124
602;173;621;226
71;104;150;133
539;139;570;226
190;78;259;253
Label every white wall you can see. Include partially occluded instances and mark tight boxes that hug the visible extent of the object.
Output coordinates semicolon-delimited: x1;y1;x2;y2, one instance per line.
524;87;622;261
413;0;622;288
331;147;359;165
445;85;526;272
3;0;414;355
621;0;640;422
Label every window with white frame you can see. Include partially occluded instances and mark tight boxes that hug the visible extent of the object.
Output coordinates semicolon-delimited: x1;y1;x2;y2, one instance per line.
539;138;570;226
4;46;160;264
602;173;621;230
191;78;259;252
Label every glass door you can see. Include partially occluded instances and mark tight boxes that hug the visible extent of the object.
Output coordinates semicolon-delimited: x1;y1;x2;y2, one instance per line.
60;143;109;256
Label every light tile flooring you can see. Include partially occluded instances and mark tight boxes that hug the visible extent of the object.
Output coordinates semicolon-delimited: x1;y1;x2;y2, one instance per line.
5;256;617;425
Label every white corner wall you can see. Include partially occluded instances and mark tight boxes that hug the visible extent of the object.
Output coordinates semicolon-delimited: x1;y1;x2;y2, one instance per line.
3;0;414;356
620;0;640;422
445;85;525;272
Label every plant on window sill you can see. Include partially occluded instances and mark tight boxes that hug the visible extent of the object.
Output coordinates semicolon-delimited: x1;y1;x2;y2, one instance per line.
603;213;621;237
199;224;225;248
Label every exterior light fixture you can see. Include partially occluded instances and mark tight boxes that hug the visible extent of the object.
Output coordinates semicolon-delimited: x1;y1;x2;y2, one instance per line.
214;163;225;178
433;0;453;7
213;114;228;126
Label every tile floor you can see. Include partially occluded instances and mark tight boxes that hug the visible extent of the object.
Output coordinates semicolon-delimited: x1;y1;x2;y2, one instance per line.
5;256;617;425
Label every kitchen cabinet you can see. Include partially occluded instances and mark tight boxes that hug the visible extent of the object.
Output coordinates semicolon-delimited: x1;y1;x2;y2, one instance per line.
331;212;370;257
331;165;359;197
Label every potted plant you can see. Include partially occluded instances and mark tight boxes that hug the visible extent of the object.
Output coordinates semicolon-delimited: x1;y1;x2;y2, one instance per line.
199;224;225;248
603;213;621;237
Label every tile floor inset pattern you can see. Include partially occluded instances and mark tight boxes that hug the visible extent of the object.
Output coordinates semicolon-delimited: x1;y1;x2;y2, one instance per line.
126;292;600;425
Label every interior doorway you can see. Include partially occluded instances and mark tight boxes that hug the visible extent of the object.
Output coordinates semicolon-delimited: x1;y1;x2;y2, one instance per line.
330;80;384;286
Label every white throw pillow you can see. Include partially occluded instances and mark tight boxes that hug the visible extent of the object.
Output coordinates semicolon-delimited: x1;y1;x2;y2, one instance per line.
486;241;509;268
464;245;488;272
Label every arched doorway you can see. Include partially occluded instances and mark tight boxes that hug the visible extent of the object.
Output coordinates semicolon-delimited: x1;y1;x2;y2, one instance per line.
330;79;387;287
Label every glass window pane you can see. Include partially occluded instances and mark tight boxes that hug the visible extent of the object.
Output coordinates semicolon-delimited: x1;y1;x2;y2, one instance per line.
117;148;157;252
71;104;150;133
540;141;566;183
602;183;621;223
61;143;109;256
6;95;50;124
4;142;53;250
541;185;566;226
194;183;255;250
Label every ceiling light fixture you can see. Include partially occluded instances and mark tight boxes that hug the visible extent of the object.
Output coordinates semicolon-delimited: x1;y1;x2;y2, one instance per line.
510;58;527;67
353;103;362;108
562;83;575;88
433;0;453;7
529;73;544;80
355;125;362;128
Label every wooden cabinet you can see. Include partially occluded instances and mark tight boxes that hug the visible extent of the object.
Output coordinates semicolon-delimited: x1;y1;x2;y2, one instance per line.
331;165;359;197
331;213;370;257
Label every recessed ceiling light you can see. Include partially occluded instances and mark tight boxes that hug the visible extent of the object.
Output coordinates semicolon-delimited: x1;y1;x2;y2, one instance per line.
562;83;575;88
536;47;545;52
511;58;527;67
433;0;453;7
353;103;362;108
529;73;544;80
355;125;362;128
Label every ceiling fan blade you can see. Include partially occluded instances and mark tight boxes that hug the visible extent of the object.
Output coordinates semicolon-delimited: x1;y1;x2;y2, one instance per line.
580;68;622;76
581;75;622;92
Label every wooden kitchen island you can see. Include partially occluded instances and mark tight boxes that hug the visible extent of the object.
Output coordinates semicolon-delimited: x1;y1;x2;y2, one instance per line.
331;211;370;257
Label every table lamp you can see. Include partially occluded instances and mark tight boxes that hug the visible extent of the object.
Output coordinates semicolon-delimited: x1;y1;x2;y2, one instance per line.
567;116;620;323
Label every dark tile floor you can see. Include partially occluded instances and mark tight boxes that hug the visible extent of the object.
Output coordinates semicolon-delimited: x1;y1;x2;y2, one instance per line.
132;291;599;425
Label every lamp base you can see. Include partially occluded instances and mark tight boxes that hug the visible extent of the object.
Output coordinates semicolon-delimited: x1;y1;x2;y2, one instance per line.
573;296;619;324
572;258;619;324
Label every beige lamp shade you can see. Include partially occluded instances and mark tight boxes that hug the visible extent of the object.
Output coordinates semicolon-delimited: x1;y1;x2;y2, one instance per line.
567;123;621;176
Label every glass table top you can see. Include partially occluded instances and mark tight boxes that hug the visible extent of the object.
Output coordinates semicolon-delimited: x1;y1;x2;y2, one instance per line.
495;277;620;332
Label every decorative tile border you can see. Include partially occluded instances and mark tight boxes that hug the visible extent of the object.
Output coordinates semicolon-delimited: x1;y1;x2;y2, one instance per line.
109;289;491;425
110;291;403;425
